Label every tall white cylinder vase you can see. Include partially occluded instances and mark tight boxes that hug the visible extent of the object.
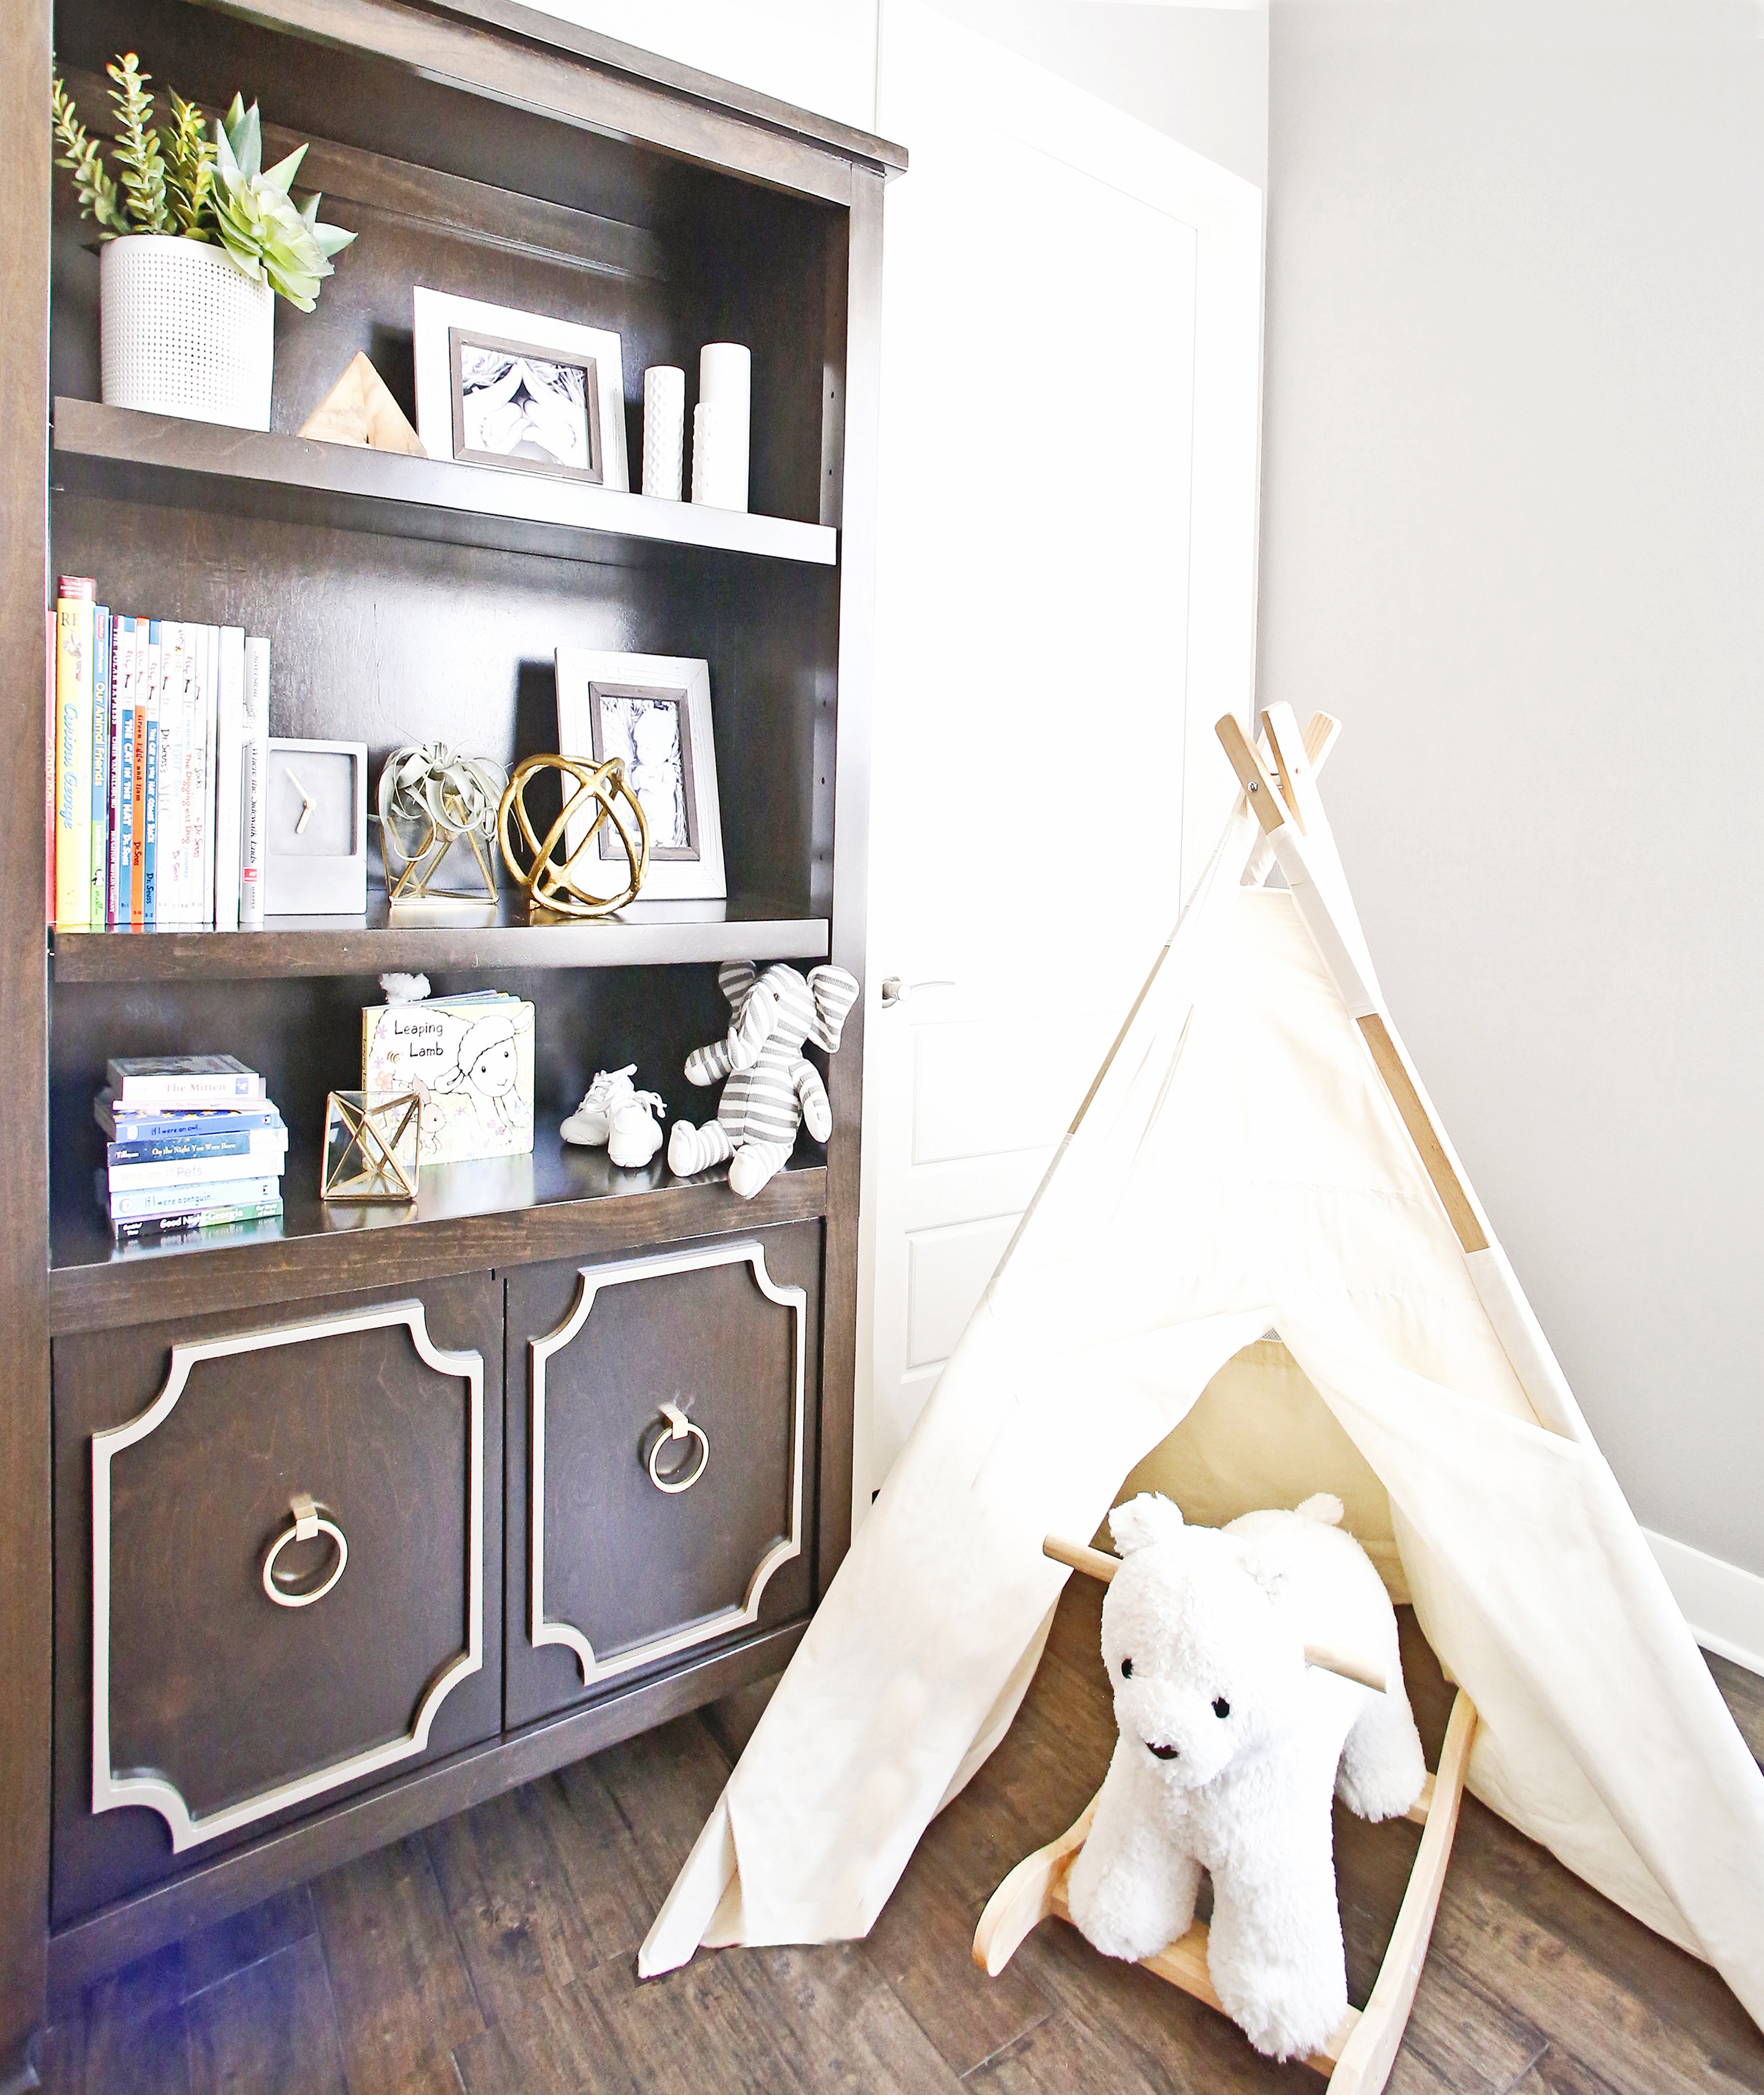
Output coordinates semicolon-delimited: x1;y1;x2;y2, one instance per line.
695;342;750;512
101;235;276;431
642;365;685;500
691;401;747;510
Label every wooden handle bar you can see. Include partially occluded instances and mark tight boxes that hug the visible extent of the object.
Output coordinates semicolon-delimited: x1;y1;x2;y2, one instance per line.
1044;1535;1390;1695
1045;1535;1122;1583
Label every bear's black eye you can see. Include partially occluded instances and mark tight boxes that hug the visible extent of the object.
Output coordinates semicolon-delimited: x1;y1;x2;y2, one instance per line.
1120;1657;1134;1679
1212;1696;1231;1719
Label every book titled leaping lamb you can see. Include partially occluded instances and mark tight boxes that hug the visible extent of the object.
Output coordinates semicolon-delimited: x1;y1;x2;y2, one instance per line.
362;993;535;1167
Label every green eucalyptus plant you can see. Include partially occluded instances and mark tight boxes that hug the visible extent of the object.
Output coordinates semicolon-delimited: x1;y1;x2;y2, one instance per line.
51;53;355;311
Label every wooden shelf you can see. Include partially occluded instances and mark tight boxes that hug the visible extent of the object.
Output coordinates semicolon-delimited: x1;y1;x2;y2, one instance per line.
51;893;829;983
51;399;840;569
50;1116;828;1334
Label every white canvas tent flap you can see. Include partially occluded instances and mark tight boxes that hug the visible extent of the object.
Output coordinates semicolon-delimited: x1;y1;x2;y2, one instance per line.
639;747;1764;2031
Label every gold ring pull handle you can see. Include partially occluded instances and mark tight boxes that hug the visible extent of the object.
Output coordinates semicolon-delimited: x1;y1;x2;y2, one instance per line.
644;1403;709;1495
261;1493;349;1608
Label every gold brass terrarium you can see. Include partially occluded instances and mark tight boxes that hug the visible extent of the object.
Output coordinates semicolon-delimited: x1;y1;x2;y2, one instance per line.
321;1091;422;1202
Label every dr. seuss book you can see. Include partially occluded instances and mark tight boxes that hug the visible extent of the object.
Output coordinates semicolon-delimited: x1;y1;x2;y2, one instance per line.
362;992;535;1166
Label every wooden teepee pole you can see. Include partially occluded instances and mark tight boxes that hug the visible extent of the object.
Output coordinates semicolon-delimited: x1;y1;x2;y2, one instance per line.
1216;711;1487;1256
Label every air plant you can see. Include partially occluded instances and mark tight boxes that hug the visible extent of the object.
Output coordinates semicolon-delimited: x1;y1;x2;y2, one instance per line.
50;54;355;310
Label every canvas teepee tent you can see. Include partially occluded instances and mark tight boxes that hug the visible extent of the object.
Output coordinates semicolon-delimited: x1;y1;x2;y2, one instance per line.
639;707;1764;2033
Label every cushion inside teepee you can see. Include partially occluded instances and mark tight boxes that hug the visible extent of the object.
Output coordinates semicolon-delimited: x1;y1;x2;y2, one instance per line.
1117;1338;1408;1603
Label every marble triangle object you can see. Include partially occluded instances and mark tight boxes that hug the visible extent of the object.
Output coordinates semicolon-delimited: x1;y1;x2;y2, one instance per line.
298;351;425;455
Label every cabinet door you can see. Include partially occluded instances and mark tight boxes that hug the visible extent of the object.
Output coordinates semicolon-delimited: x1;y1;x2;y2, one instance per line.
505;1223;820;1729
52;1273;501;1925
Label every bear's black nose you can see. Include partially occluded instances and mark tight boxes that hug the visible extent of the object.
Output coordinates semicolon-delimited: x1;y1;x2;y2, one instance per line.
1147;1742;1179;1760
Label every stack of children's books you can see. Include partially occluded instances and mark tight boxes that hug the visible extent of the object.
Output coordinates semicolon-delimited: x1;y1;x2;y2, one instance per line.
49;575;271;934
96;1056;288;1241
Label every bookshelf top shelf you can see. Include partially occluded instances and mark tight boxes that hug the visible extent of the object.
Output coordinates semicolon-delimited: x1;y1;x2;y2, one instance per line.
51;400;840;570
51;893;831;983
49;1117;829;1335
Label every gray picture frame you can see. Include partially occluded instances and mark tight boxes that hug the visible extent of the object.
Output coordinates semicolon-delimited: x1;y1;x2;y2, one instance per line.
447;327;604;485
586;681;701;862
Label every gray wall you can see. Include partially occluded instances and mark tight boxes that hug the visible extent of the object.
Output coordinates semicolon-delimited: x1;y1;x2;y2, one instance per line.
927;0;1269;188
1258;0;1764;1572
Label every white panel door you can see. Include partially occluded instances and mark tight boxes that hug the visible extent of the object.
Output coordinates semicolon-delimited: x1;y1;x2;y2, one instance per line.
854;1;1264;1518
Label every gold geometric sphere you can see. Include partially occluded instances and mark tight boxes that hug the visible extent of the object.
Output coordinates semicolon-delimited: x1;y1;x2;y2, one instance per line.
496;753;651;920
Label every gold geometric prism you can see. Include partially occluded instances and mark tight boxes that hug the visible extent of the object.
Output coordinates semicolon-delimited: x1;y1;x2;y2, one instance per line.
321;1090;422;1202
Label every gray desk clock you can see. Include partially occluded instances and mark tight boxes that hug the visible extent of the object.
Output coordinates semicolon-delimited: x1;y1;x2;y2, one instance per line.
263;737;369;916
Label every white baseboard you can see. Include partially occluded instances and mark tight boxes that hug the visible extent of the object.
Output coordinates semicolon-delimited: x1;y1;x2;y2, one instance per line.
1644;1529;1764;1678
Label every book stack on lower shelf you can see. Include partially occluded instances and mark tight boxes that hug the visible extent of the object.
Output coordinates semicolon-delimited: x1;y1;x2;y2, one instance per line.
96;1056;288;1242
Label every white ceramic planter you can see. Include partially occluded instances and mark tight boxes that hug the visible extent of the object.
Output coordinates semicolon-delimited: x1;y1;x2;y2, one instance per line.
101;234;275;431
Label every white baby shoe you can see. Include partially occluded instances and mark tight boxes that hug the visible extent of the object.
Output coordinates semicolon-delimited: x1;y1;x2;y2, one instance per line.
607;1092;667;1168
561;1065;637;1147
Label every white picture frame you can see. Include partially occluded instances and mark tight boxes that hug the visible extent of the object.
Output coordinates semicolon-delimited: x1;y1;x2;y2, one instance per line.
413;288;630;493
554;649;725;902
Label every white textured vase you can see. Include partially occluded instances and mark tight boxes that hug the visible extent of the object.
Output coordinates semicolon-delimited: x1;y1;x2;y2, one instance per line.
101;235;276;431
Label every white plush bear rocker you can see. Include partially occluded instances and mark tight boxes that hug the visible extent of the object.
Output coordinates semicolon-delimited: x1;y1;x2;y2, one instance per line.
668;962;860;1198
1067;1492;1426;2063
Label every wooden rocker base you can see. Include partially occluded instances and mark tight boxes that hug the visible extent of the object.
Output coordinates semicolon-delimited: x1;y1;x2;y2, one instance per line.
972;1688;1477;2092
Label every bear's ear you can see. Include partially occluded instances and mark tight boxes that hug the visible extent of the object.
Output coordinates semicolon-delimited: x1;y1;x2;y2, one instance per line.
1294;1491;1344;1526
1109;1493;1184;1556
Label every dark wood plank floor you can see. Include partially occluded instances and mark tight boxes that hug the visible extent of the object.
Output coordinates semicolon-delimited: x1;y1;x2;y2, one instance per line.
38;1587;1764;2094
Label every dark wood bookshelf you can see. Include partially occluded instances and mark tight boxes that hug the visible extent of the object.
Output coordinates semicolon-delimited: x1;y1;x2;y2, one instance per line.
52;398;840;570
3;0;890;2045
51;893;831;982
49;1115;828;1335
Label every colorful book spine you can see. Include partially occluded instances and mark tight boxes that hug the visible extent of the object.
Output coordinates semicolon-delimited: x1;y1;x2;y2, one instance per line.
110;1196;283;1243
130;625;147;924
107;618;129;925
54;576;95;929
108;1066;267;1109
107;1127;288;1166
90;606;111;929
141;620;160;923
214;628;245;931
105;1173;283;1221
107;1143;288;1191
240;637;269;930
182;622;202;924
179;623;200;924
95;1092;285;1142
45;610;55;928
114;620;136;927
200;624;219;926
160;621;187;922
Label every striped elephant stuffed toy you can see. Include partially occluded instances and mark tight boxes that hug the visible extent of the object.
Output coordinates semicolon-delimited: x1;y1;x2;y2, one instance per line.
668;961;861;1198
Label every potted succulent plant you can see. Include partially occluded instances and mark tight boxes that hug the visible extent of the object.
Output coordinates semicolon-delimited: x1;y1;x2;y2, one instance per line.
52;54;356;431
